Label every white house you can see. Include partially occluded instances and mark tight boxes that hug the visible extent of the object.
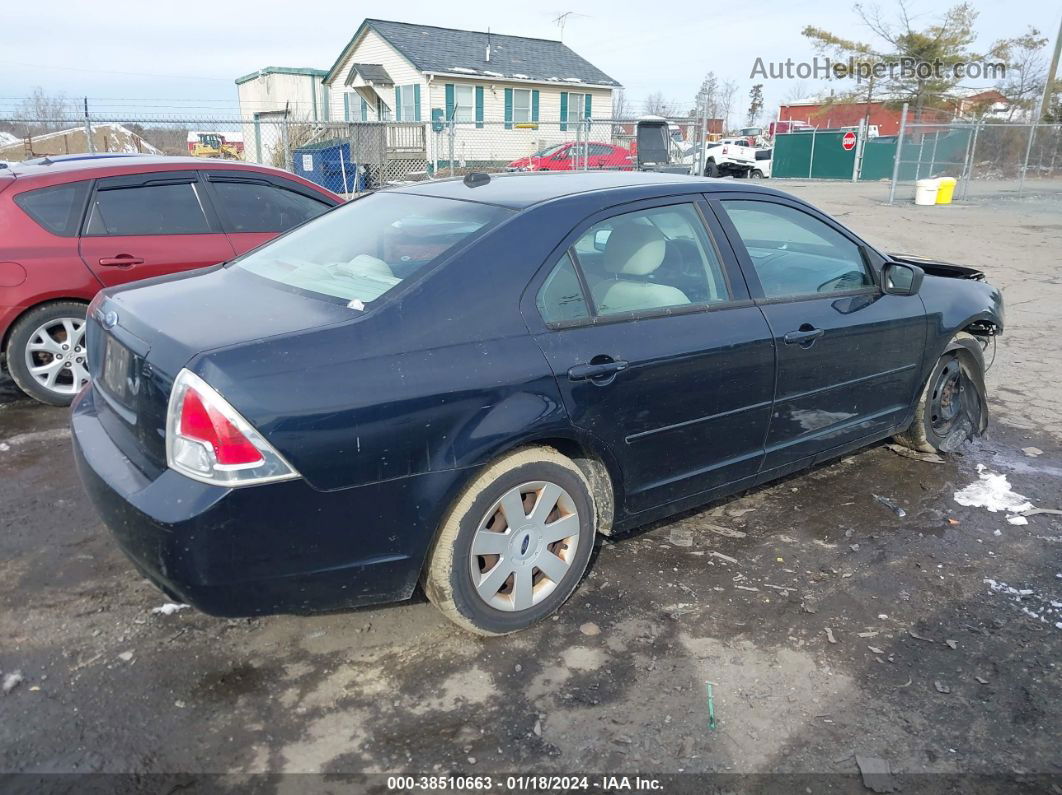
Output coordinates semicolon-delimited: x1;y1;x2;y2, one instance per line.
236;19;620;168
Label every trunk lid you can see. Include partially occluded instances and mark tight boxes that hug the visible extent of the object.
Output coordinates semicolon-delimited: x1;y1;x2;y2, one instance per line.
87;265;356;476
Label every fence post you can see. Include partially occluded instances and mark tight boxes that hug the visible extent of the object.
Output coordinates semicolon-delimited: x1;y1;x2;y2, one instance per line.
914;134;925;180
1018;122;1037;196
887;103;908;205
808;128;816;178
928;131;939;175
851;118;865;182
584;118;591;170
448;119;455;177
83;97;95;155
959;121;979;201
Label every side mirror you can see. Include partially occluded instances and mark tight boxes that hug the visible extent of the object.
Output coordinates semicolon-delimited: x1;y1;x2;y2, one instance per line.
882;262;924;296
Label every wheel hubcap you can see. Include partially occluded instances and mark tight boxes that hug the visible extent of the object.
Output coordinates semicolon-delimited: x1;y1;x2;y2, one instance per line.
930;360;963;434
469;481;581;612
24;317;89;396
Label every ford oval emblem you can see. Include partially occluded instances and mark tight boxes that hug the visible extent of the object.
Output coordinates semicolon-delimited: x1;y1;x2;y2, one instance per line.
101;311;119;330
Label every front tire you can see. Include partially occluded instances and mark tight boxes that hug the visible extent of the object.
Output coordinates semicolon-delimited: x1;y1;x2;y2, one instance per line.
750;169;765;178
895;332;985;453
705;162;720;177
6;301;90;406
423;446;597;635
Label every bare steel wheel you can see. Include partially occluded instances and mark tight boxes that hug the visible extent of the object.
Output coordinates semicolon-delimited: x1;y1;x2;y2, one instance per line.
6;301;90;406
470;481;581;612
423;446;597;635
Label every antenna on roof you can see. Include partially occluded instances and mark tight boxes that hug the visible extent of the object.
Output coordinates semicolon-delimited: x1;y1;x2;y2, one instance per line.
552;11;586;42
486;28;491;63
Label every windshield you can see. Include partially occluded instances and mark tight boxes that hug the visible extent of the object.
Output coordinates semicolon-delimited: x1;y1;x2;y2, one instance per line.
235;193;510;305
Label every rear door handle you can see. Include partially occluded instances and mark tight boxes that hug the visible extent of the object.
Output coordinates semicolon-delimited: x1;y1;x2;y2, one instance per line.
99;255;144;267
567;359;629;382
783;326;825;346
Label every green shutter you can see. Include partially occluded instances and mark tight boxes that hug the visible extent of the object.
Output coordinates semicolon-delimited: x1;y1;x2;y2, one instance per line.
475;85;484;128
504;88;513;129
560;92;568;131
531;90;540;123
584;93;592;120
413;84;421;121
361;97;368;121
343;93;350;121
394;86;402;121
445;83;455;121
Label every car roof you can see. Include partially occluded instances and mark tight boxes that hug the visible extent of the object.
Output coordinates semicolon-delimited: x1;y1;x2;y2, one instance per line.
391;170;781;209
4;155;281;181
1;155;340;199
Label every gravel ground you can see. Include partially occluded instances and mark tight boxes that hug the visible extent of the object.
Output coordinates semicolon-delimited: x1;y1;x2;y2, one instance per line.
1;182;1059;791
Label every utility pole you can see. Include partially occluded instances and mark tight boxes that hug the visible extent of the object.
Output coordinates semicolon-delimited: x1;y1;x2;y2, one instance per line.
1040;12;1062;119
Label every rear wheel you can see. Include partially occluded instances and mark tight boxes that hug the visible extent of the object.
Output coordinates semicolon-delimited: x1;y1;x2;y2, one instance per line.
750;169;765;178
423;446;596;635
6;301;90;406
705;162;720;177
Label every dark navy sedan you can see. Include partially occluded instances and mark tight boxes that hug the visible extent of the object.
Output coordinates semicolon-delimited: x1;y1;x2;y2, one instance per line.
72;172;1003;634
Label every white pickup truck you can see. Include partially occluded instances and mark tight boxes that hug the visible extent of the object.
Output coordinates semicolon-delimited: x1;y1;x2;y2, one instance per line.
682;138;758;177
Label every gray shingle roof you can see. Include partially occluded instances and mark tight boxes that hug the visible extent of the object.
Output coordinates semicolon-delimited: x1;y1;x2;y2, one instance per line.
326;19;620;87
345;63;394;86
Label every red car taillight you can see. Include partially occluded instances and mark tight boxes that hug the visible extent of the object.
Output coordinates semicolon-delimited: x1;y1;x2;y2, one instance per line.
166;369;298;486
178;388;263;466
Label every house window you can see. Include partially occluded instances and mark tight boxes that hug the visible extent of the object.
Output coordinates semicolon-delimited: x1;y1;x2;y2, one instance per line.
398;85;418;121
454;84;475;122
566;92;587;125
513;89;532;124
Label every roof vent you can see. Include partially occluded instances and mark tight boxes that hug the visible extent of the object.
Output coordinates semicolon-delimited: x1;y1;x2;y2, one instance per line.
463;172;491;188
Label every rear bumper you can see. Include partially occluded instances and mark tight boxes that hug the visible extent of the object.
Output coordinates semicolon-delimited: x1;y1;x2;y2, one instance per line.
72;385;454;617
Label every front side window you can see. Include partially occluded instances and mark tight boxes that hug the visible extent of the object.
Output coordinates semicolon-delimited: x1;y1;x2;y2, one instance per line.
720;200;873;298
235;193;509;305
211;181;330;233
454;84;475;122
512;89;532;123
569;203;729;317
14;181;91;236
84;182;210;236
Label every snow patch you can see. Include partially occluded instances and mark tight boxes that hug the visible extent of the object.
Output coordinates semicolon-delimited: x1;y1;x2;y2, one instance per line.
482;70;504;78
151;603;189;616
0;131;18;147
451;67;479;74
984;578;1061;628
953;465;1033;514
2;671;23;694
511;73;530;80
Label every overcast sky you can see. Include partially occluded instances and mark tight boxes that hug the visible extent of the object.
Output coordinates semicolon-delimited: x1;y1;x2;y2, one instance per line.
2;0;1058;120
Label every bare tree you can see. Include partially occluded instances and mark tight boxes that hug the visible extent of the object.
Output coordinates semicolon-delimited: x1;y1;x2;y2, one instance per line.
783;82;813;103
13;88;77;135
644;91;679;117
990;27;1049;120
719;80;739;133
611;89;631;119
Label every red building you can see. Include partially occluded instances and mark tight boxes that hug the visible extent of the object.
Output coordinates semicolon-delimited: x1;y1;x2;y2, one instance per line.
776;98;954;135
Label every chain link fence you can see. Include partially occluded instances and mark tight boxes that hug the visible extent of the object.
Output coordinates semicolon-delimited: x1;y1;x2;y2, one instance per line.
0;114;710;192
888;120;1062;202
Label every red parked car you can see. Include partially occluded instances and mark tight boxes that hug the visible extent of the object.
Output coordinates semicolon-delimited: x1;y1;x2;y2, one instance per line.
506;141;632;172
0;156;342;405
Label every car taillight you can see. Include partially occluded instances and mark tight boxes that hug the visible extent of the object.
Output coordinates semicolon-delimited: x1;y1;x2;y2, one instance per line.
166;369;298;486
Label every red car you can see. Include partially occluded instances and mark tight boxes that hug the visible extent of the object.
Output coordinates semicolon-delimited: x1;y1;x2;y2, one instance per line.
507;141;632;172
0;156;341;405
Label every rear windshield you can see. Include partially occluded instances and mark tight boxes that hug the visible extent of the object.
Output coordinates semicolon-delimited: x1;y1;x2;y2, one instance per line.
235;192;510;305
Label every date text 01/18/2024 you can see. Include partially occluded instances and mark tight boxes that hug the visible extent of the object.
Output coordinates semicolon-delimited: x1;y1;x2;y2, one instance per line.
385;775;664;791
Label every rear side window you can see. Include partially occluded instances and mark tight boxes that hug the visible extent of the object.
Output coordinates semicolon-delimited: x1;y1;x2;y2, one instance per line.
13;182;91;236
537;253;589;325
84;183;210;236
210;181;331;233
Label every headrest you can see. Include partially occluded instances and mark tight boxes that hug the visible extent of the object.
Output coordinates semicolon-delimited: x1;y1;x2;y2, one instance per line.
603;221;666;276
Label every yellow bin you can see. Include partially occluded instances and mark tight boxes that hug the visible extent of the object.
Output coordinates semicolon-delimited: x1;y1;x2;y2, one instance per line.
936;177;957;204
